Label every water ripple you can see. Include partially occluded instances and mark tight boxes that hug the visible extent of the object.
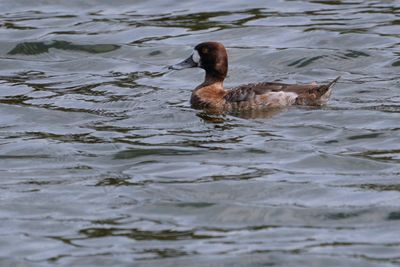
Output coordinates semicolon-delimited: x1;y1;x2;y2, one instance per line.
1;1;400;266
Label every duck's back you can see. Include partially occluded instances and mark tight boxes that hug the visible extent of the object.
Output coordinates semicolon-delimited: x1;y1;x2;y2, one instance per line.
224;77;340;109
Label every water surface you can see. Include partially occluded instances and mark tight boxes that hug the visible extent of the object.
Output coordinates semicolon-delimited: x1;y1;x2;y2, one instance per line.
1;0;400;266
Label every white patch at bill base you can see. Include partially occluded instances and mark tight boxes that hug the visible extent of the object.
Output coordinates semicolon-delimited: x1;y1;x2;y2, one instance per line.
192;50;200;64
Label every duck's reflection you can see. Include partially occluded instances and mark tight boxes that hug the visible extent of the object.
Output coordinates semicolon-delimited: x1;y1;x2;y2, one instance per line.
196;107;285;122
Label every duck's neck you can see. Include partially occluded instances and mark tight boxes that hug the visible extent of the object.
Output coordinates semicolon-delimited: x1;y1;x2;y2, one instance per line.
200;73;225;89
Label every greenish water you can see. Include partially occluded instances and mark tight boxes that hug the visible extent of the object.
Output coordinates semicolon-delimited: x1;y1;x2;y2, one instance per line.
1;1;400;266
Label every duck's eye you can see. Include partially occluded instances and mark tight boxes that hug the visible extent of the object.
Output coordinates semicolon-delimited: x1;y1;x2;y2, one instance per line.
192;50;200;64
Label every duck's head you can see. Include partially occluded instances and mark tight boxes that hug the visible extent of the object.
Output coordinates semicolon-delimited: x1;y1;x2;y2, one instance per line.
169;42;228;82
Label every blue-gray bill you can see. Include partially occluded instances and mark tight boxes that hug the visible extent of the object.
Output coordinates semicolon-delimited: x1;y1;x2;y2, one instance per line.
168;54;198;70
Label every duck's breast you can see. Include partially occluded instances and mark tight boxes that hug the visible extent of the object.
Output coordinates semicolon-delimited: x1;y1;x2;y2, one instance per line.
191;84;227;109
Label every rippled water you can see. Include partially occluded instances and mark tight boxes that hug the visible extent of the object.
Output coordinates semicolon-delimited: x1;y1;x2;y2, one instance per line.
1;0;400;266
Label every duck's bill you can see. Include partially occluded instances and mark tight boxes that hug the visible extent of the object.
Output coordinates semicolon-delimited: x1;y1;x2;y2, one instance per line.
168;54;198;70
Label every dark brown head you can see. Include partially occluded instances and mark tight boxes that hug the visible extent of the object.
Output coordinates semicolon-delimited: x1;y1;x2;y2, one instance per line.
169;42;228;82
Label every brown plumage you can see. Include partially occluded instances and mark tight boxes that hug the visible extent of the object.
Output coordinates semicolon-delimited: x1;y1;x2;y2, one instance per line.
169;42;340;112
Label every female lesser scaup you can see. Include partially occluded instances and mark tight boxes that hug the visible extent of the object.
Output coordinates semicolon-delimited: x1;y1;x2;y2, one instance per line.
169;42;340;111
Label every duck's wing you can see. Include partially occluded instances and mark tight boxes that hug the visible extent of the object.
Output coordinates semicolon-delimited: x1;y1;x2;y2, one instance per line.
224;82;311;102
223;83;301;108
224;77;340;106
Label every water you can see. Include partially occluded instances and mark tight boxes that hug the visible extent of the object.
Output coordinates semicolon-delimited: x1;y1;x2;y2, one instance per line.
1;0;400;266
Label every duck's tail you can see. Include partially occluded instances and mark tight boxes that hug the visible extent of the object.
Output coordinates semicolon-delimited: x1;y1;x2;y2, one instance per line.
306;76;340;105
317;76;340;98
326;76;341;90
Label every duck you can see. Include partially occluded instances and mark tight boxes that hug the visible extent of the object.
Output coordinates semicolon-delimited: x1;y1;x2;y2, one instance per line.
169;42;340;112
